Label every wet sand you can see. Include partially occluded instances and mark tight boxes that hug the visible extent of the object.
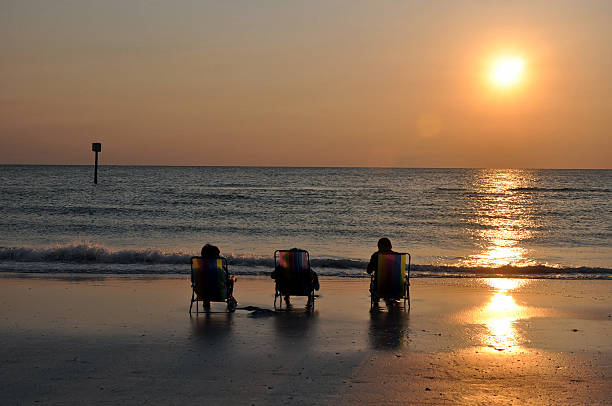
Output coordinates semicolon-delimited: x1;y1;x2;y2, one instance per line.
0;275;610;405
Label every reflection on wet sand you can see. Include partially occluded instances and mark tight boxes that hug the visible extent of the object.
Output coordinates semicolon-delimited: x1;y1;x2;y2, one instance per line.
189;312;234;347
271;310;320;352
368;304;410;350
473;278;536;353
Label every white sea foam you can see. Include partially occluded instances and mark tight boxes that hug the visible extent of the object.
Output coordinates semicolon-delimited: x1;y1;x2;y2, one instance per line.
0;243;610;279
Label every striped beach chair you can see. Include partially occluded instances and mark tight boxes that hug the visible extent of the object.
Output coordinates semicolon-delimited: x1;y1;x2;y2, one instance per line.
189;256;237;314
371;252;411;310
273;249;316;310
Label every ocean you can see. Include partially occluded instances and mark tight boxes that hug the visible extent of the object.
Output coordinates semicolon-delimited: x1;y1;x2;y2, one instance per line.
1;166;610;279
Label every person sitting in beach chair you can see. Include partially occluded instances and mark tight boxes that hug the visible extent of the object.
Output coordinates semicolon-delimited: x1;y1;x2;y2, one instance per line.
271;248;319;310
189;244;237;314
367;238;411;310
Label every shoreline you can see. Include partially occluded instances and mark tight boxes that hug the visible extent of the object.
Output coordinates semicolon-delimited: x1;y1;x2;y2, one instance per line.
1;266;611;281
1;275;610;404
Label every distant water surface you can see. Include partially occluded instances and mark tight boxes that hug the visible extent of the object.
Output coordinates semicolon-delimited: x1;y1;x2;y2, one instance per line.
0;166;610;278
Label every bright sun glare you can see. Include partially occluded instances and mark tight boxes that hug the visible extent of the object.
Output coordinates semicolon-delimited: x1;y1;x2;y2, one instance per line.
490;56;525;87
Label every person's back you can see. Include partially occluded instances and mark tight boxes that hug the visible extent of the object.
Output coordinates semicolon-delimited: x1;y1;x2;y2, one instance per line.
367;238;398;307
199;244;234;309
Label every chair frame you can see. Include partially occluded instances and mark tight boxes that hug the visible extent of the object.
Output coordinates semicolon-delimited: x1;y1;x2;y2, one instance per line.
370;252;411;311
273;249;315;311
189;256;237;315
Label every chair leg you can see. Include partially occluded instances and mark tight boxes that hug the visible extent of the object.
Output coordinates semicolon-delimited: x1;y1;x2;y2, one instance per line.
189;291;194;315
274;285;281;309
306;292;314;311
369;278;378;311
407;286;411;310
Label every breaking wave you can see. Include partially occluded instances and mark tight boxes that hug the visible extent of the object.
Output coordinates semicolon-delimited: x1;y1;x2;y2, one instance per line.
0;243;192;264
0;243;610;279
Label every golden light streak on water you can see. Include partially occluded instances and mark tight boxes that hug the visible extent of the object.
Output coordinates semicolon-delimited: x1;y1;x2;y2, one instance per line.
463;170;537;268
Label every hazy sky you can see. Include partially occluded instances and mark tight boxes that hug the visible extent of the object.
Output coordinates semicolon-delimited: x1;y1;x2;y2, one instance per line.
1;0;610;167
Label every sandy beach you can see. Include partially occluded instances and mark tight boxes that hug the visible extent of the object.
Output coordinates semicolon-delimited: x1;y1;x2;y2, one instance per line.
1;275;610;405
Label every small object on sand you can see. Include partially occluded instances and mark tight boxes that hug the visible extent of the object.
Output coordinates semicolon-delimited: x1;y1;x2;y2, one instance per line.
239;306;278;318
571;329;579;332
425;387;431;391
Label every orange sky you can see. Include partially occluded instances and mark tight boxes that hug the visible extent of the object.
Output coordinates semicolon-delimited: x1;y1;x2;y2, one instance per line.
1;1;610;168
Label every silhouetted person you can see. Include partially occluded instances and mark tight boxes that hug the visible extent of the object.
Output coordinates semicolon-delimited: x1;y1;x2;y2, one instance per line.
271;248;319;307
200;243;235;311
367;238;397;307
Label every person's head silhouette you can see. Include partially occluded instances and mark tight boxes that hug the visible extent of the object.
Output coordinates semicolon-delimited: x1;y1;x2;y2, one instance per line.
377;238;392;252
201;244;220;258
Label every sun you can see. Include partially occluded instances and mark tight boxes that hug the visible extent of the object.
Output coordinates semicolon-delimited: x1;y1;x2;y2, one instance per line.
490;56;525;88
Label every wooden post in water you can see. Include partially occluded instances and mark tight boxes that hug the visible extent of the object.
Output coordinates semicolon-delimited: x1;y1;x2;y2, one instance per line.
92;143;101;184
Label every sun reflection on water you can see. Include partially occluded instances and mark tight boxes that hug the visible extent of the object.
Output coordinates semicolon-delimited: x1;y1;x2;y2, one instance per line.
463;170;537;268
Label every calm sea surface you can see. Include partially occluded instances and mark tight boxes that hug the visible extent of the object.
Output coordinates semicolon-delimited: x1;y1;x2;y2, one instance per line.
1;166;610;278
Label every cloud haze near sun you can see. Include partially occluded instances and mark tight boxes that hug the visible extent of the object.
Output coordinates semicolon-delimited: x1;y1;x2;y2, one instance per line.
0;0;610;168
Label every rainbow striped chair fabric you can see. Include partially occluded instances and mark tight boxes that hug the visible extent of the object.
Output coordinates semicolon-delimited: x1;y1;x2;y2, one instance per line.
273;249;315;309
190;256;236;314
371;252;411;309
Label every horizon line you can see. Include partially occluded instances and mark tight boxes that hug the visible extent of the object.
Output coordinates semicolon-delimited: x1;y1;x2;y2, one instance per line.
1;163;610;170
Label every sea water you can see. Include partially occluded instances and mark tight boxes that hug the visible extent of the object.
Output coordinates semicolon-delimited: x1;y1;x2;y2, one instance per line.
1;166;610;278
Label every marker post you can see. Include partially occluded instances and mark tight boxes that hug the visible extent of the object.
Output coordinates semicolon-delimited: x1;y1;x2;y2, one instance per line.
92;143;101;184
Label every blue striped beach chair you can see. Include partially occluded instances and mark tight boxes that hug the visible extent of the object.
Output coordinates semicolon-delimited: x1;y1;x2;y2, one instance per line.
370;252;411;310
190;256;237;314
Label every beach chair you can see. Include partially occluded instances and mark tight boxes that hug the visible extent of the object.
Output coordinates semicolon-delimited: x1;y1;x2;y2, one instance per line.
370;252;411;310
273;249;316;310
189;256;237;314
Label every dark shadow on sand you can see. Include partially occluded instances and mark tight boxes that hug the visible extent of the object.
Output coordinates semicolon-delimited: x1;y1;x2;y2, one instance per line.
272;308;320;349
189;312;234;348
368;302;410;350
